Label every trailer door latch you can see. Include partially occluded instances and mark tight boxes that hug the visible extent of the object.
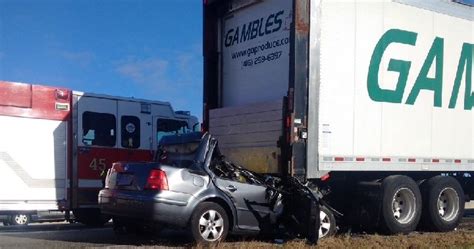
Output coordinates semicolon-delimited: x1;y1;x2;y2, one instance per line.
298;128;308;140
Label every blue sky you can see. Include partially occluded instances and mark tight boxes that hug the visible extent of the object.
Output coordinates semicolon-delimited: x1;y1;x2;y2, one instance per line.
0;0;203;119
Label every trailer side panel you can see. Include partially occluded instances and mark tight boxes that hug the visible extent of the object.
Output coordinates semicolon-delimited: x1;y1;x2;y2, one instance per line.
308;0;474;177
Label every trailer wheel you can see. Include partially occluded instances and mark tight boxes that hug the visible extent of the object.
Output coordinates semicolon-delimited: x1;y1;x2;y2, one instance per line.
10;214;30;226
319;205;336;239
380;175;421;234
420;176;464;232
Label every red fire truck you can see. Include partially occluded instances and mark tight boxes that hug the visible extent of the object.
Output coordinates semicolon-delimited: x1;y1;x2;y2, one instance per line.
0;81;199;225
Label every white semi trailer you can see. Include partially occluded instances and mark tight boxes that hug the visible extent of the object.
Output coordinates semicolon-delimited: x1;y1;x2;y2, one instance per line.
203;0;474;237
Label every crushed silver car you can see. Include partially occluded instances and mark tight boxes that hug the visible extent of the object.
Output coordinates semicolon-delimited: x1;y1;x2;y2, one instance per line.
98;132;319;244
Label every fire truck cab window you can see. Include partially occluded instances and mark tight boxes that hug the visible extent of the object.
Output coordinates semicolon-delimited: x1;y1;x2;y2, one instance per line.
121;116;140;149
82;111;116;147
157;119;189;143
454;0;473;6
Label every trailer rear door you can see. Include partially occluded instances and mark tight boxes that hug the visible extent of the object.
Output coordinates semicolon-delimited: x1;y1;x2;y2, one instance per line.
204;0;295;174
220;0;292;108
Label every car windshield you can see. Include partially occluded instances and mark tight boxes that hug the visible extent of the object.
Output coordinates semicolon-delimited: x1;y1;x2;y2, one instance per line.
156;132;205;168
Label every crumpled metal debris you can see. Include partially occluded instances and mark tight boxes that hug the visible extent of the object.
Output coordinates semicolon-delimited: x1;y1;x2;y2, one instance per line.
210;156;319;244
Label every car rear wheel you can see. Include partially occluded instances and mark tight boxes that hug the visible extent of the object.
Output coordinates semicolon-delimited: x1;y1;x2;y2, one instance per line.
10;214;30;226
190;202;228;244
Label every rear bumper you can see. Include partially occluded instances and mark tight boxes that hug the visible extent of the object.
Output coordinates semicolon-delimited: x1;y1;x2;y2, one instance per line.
98;189;193;228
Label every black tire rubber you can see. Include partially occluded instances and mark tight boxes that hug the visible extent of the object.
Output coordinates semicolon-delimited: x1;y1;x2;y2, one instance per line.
380;175;422;234
319;205;337;239
9;214;30;226
419;176;464;232
190;202;229;245
73;209;110;227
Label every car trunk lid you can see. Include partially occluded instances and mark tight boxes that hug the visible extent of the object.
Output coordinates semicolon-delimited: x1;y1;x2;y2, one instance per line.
104;133;212;192
105;162;161;191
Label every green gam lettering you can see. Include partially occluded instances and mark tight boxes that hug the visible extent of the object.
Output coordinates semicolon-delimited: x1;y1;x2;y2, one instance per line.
448;43;473;110
367;29;417;103
406;37;444;107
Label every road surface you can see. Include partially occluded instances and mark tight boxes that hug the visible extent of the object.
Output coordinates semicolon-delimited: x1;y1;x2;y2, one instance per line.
0;211;473;248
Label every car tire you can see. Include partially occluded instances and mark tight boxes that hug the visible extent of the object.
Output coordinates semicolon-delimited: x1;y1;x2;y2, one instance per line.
319;205;336;239
10;214;30;226
380;175;422;234
420;176;464;232
190;202;229;244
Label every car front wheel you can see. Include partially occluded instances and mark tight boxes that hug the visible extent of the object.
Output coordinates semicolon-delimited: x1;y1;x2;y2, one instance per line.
190;202;229;244
319;205;336;238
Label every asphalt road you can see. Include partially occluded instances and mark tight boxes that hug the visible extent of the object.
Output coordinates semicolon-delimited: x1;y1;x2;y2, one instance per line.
0;214;473;249
0;222;194;249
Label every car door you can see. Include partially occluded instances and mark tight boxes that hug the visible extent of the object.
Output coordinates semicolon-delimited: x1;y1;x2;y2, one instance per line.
215;177;272;231
202;136;273;231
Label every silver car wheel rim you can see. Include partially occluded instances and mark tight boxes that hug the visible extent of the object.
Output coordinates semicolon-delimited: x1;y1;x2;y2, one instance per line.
198;209;224;242
14;215;28;225
392;188;416;224
437;187;459;222
319;210;331;238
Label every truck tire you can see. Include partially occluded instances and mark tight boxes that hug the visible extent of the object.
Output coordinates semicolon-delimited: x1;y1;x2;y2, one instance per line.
10;214;30;226
190;202;229;244
420;176;464;232
380;175;422;234
319;205;336;239
73;208;110;227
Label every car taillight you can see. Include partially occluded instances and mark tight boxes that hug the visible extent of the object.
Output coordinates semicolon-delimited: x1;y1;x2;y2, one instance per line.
145;169;168;191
